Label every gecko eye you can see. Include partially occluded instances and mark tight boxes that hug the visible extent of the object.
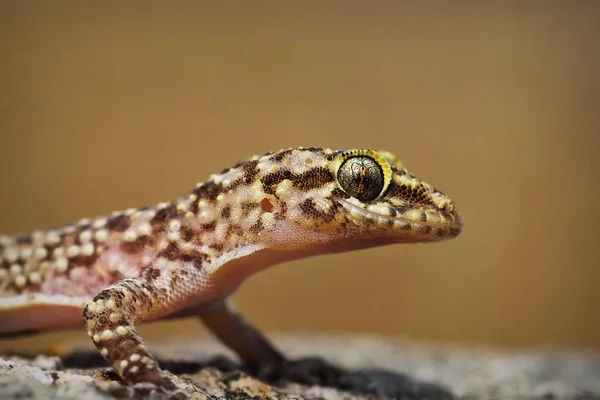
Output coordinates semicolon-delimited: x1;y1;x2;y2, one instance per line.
337;156;385;202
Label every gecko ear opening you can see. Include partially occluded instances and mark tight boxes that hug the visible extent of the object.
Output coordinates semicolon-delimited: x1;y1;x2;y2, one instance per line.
334;150;393;202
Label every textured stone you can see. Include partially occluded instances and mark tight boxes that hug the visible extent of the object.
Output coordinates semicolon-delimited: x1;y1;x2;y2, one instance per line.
1;335;599;399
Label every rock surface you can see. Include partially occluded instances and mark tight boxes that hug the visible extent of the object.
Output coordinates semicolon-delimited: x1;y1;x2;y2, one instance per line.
1;334;599;399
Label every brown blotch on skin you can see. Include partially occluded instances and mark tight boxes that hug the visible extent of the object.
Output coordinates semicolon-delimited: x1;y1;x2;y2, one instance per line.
180;251;207;268
242;159;260;184
194;181;224;201
241;201;259;217
399;223;412;231
151;204;178;224
249;218;264;235
151;223;166;236
142;266;161;281
420;212;428;222
296;167;334;190
90;288;112;303
201;221;216;232
331;188;350;199
261;167;334;196
275;201;288;220
421;225;433;235
69;253;100;268
227;224;244;237
389;184;435;207
390;207;406;216
261;170;294;195
272;149;293;162
210;243;224;252
106;215;131;232
189;198;199;214
120;236;153;254
112;291;125;302
179;226;195;242
300;199;337;223
261;198;274;213
436;228;447;237
158;242;181;261
157;242;207;268
221;205;231;219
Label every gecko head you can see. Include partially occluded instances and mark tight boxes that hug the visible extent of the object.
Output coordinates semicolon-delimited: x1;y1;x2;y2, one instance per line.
257;147;463;251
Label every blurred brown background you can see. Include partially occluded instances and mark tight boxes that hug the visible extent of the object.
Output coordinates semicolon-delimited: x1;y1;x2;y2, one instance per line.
1;2;599;352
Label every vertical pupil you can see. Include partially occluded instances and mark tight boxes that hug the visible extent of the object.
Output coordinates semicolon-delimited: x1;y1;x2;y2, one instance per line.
356;164;368;191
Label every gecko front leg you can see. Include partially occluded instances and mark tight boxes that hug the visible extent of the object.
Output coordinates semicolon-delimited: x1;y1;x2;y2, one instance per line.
83;277;176;389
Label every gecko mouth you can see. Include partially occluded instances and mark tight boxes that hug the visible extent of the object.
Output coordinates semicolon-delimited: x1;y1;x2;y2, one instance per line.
339;199;463;240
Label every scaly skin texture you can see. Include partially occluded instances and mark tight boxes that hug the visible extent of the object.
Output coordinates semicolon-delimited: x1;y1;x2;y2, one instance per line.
0;147;463;389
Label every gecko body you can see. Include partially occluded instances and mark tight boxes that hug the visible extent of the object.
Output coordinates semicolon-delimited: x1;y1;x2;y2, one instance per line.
0;147;462;389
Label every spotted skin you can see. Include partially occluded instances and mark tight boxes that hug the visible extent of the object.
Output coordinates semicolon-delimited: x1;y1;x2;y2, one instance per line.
0;147;463;389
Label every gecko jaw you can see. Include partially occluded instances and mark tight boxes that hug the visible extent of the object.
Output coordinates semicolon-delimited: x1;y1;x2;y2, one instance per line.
339;198;463;242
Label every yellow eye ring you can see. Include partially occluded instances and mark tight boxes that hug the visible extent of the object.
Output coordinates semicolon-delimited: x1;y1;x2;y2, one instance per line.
335;149;393;202
376;150;404;170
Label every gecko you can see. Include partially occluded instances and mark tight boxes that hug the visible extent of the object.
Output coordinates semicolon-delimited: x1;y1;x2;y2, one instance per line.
0;147;463;390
